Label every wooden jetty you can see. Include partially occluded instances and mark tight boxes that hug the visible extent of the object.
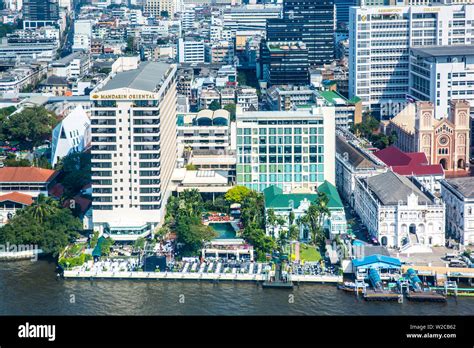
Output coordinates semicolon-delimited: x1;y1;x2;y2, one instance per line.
364;289;400;301
406;291;447;303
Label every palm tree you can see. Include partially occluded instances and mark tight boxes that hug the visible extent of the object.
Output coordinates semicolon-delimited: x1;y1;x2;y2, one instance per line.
289;211;295;226
241;191;265;228
266;209;277;238
288;224;299;241
31;194;59;223
316;192;331;242
277;229;288;253
303;203;320;245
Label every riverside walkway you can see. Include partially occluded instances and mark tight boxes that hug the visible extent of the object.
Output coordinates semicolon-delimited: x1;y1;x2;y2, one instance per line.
63;270;342;283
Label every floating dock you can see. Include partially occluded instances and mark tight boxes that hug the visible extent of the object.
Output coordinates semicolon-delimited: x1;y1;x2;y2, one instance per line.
262;281;294;289
363;289;401;301
406;291;447;303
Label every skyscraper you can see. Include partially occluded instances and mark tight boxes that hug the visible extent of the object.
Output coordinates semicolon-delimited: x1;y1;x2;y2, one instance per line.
260;41;310;86
349;4;474;119
22;0;59;21
90;60;177;240
266;0;335;66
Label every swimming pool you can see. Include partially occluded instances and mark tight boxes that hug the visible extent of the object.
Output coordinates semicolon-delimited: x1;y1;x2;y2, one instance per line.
209;223;237;239
353;240;366;247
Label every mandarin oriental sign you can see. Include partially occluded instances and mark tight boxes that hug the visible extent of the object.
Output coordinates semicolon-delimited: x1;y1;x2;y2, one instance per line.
377;8;402;13
91;93;156;100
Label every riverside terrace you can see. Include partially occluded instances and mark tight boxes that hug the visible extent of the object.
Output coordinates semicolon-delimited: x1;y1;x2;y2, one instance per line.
62;258;342;283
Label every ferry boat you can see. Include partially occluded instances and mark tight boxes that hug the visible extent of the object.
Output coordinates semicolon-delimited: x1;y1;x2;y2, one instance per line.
337;282;364;293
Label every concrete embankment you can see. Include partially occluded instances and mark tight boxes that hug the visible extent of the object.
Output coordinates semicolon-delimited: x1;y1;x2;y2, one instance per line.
63;270;342;283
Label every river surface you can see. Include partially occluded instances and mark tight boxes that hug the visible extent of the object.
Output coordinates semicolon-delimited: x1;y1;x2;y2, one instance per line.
1;259;473;315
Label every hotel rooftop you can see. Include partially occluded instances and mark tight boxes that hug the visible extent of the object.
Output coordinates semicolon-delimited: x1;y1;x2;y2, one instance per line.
101;61;171;92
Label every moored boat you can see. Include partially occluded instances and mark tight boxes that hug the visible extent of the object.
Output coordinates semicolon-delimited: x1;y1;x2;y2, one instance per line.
337;281;364;293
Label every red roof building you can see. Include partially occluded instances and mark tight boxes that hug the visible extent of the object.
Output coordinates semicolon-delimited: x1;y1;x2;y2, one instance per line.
0;167;58;197
0;192;34;206
374;146;445;195
0;192;34;226
374;146;444;177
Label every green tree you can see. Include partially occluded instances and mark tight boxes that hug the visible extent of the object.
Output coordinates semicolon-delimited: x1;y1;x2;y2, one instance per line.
224;185;250;204
134;237;145;251
301;192;331;246
288;224;299;241
289;211;295;226
90;231;99;248
204;196;228;213
208;100;221;111
0;199;82;257
266;209;286;239
241;222;275;261
35;156;52;169
100;237;114;256
125;36;135;54
223;103;236;121
240;190;265;229
4;153;31;167
31;194;59;223
175;215;217;255
186;163;197;170
56;152;91;199
0;23;18;38
351;114;396;150
3;107;57;150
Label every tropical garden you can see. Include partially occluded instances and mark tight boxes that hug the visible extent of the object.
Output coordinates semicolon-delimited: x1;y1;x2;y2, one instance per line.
224;186;332;262
0;194;83;257
162;189;218;257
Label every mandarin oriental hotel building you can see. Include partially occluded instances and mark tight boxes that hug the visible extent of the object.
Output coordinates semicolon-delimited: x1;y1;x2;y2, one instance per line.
90;62;177;240
235;107;335;193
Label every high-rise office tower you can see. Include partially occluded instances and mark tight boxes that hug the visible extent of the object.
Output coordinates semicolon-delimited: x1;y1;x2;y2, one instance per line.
260;41;310;86
90;60;177;240
349;4;474;120
266;0;336;66
22;0;59;21
335;0;357;28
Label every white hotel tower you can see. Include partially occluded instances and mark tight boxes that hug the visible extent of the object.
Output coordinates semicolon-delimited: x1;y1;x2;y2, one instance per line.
90;61;177;240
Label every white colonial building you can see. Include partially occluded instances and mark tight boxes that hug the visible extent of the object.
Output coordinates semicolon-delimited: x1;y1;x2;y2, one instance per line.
354;170;445;249
335;130;387;208
441;177;474;246
263;181;347;240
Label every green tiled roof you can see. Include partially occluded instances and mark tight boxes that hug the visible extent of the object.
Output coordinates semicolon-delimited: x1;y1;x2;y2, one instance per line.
348;96;361;104
318;90;344;105
317;180;344;209
264;181;343;210
318;90;361;106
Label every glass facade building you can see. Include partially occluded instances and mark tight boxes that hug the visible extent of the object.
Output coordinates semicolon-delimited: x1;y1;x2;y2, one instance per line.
266;0;336;66
260;42;310;86
236;108;336;192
